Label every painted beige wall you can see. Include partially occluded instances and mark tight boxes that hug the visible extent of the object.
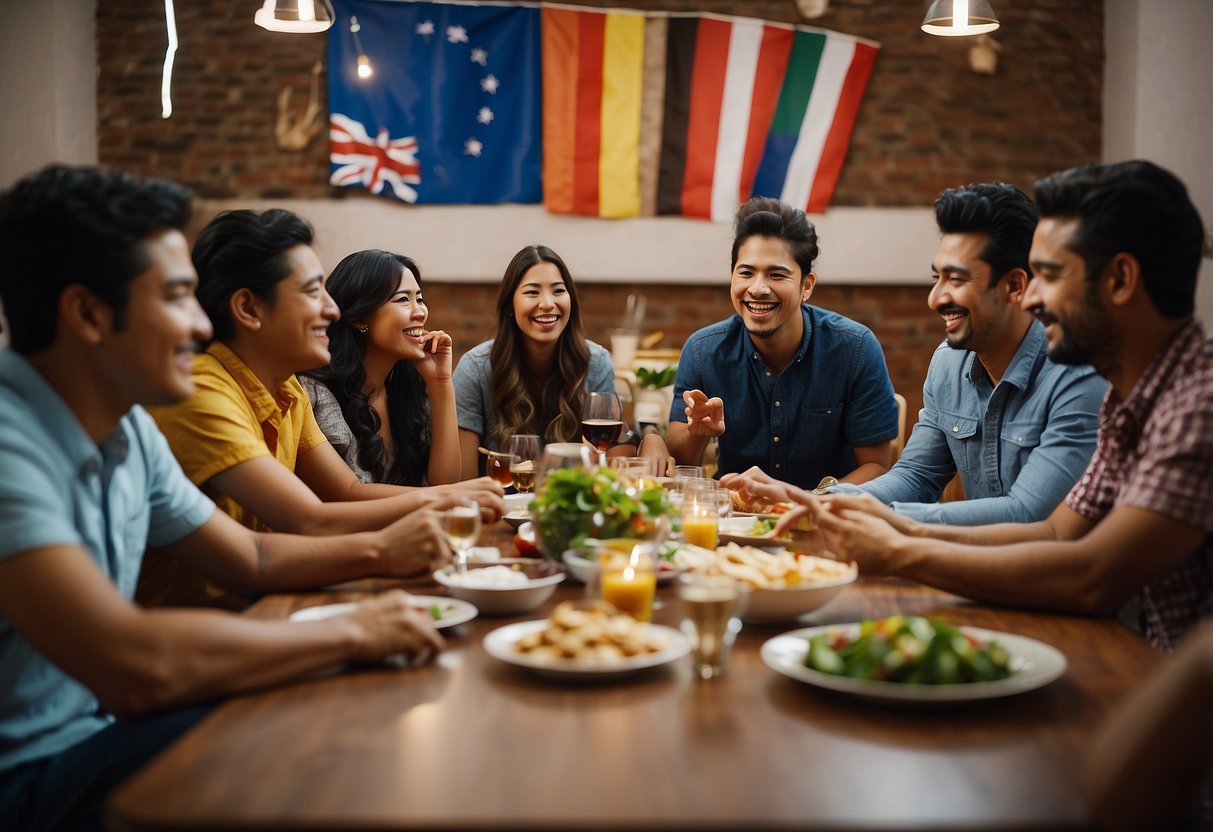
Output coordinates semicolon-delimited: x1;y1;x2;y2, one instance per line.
1104;0;1213;328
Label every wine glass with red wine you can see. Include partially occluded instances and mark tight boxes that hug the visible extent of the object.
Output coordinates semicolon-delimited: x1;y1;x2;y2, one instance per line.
580;391;625;467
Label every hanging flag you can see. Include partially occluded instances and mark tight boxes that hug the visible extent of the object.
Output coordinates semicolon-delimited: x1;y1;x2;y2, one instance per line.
655;16;795;222
542;7;646;219
751;30;878;214
327;0;542;204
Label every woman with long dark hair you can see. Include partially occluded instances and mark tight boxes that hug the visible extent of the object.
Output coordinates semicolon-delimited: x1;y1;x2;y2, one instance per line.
452;244;669;479
302;249;460;485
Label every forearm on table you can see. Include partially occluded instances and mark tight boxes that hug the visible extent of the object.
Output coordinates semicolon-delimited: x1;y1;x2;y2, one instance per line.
896;494;1037;526
292;492;431;536
905;516;1055;546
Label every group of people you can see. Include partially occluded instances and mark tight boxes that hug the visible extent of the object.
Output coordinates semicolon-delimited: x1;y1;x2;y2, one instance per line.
0;156;1209;831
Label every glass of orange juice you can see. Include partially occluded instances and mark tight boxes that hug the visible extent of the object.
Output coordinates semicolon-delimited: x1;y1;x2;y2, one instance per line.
681;483;719;549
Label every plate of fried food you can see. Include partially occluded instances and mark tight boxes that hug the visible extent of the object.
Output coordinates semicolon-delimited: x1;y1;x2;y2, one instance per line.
728;489;794;516
483;600;690;679
674;543;856;623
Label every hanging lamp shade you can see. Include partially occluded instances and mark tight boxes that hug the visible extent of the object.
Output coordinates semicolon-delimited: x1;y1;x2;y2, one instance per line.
921;0;1000;36
255;0;335;33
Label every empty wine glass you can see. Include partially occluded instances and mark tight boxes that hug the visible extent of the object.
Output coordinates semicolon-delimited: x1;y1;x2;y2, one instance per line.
580;391;625;467
507;434;542;493
441;498;480;576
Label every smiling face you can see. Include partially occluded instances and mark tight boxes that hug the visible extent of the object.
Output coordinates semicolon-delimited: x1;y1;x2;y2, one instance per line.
928;232;1016;355
362;265;429;363
97;229;213;407
730;236;813;342
512;261;571;346
1024;217;1119;370
255;244;339;374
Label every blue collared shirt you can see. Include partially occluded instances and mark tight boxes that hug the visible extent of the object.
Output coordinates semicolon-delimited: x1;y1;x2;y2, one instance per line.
833;321;1106;524
0;349;215;771
670;305;898;489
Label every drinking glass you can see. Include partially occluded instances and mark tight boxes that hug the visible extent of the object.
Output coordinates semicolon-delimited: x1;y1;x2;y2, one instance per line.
507;434;542;493
485;451;515;489
680;482;719;550
538;442;594;485
441;498;480;574
678;573;745;679
580;391;625;467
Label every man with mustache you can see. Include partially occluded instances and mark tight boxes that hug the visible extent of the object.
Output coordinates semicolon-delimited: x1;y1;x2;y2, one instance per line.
668;196;899;489
824;182;1106;524
725;160;1212;654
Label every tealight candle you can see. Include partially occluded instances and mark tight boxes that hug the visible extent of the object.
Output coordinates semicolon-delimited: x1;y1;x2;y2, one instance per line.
599;549;656;621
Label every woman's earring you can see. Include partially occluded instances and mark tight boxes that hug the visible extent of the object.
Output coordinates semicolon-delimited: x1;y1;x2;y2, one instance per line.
356;323;368;333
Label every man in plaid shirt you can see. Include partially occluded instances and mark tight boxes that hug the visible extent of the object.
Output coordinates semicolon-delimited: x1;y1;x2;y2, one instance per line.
726;160;1211;652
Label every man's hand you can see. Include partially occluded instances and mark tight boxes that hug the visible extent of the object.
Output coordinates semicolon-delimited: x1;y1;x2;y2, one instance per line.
415;330;454;386
810;503;905;575
430;478;505;522
346;590;445;663
815;492;919;536
379;508;454;576
682;390;725;437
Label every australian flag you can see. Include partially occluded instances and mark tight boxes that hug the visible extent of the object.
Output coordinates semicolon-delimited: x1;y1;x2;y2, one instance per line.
328;0;542;204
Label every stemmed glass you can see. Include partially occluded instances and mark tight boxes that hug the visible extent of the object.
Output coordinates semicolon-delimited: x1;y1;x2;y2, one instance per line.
507;434;542;494
580;391;625;467
441;498;480;576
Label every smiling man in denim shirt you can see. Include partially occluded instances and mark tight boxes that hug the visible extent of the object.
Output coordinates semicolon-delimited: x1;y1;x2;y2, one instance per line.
667;197;899;489
830;183;1106;524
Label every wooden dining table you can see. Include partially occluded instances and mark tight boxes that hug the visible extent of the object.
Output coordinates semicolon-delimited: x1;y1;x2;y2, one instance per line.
108;521;1160;832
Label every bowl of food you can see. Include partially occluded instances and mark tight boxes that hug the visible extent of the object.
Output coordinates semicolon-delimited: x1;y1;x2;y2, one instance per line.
562;540;682;584
530;467;673;562
673;543;856;623
433;558;565;616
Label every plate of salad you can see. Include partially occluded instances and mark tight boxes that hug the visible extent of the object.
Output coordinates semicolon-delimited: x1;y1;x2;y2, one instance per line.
289;596;478;630
761;615;1066;703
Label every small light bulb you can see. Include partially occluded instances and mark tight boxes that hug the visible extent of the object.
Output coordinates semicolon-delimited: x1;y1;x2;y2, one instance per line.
356;54;373;79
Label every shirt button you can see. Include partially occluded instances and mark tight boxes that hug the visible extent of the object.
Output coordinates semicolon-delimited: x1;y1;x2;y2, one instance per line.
1016;436;1024;442
775;401;781;407
775;463;781;469
827;409;832;415
773;436;781;443
765;371;771;377
952;426;959;433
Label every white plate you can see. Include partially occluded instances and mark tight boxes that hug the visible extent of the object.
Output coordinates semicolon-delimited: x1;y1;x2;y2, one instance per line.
761;624;1067;703
289;597;478;629
504;492;535;512
503;510;531;529
484;619;690;680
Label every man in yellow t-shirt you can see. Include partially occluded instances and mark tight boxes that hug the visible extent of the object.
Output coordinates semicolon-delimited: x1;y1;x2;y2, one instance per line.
144;209;503;608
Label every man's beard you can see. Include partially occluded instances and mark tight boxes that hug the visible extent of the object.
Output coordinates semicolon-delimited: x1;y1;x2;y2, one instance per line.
1046;290;1119;372
746;321;782;340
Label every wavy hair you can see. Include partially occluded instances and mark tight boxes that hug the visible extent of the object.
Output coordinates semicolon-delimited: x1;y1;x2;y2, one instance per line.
489;245;590;447
303;250;430;485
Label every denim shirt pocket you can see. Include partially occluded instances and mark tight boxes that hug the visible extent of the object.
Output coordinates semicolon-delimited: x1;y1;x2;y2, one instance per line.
941;415;979;480
792;402;844;467
999;420;1044;485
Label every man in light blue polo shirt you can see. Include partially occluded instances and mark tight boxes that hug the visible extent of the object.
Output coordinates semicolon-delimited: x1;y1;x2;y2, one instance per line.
0;166;446;832
828;183;1105;524
667;196;899;489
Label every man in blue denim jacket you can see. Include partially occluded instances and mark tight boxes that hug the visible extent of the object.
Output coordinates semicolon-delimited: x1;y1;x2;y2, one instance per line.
831;183;1106;524
667;197;899;489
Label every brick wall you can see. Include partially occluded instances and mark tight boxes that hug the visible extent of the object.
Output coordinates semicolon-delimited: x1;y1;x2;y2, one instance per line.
96;0;1103;434
426;280;939;423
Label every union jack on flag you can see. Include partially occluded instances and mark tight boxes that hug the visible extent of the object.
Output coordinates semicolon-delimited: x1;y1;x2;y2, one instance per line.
328;113;421;203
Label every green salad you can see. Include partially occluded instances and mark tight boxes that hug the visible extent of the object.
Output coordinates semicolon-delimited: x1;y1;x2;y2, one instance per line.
530;467;673;560
805;615;1014;684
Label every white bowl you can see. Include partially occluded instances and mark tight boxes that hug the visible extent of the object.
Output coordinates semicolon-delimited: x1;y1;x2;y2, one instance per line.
503;492;535;512
561;547;681;585
432;558;564;616
743;573;856;623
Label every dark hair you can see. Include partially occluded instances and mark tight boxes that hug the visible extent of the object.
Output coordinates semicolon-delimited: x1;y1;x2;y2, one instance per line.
730;196;820;279
303;250;430;485
489;245;590;446
191;208;315;343
1034;160;1205;318
0;164;191;354
934;182;1038;287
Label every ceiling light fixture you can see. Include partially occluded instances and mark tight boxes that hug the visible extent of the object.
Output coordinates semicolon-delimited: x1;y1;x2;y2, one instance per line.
255;0;335;34
921;0;1000;37
350;16;373;79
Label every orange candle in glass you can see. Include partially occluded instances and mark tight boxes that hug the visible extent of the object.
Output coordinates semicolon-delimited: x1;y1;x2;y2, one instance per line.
600;550;656;621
